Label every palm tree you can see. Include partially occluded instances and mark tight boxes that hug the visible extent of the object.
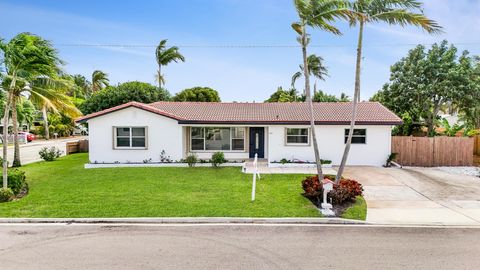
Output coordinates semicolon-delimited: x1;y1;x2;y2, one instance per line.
71;74;92;98
29;77;82;140
0;33;62;176
293;0;354;181
291;54;329;95
155;39;185;88
335;0;442;183
91;70;109;93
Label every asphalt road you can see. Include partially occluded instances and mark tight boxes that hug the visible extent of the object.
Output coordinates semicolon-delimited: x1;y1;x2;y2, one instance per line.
2;136;87;165
0;224;479;269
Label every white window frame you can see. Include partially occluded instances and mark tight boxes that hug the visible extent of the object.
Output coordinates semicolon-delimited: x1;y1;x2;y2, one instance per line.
190;127;246;152
113;126;148;150
344;128;367;144
285;128;310;146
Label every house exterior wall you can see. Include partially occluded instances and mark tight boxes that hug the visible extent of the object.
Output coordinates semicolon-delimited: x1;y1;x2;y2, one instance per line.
87;107;183;163
86;108;391;166
267;125;392;166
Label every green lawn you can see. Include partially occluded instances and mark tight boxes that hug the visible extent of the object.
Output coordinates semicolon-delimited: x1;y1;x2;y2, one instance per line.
0;153;321;218
341;196;367;221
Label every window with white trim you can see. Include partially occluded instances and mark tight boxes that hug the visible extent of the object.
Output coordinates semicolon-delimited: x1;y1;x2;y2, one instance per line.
114;127;147;149
286;128;309;145
344;129;366;144
190;127;245;151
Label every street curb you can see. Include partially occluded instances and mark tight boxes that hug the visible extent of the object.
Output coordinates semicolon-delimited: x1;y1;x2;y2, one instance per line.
0;217;366;225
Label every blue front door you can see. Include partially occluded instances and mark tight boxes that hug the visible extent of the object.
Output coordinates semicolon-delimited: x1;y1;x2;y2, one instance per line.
249;127;264;158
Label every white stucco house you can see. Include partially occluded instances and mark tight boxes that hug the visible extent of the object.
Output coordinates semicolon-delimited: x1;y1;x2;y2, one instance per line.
76;101;402;166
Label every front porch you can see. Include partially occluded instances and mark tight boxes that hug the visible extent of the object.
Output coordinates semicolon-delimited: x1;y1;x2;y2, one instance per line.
242;159;338;175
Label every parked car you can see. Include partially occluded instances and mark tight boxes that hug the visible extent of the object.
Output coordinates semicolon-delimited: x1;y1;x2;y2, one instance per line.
18;132;35;142
0;132;35;143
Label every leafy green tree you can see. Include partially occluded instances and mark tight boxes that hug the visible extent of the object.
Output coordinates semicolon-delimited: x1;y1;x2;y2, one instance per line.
80;81;171;114
312;90;339;102
29;77;81;140
155;40;185;88
456;56;480;129
71;74;92;99
336;0;441;182
372;41;473;137
292;0;354;181
16;98;35;132
173;87;220;102
91;70;109;92
265;87;298;102
0;32;63;170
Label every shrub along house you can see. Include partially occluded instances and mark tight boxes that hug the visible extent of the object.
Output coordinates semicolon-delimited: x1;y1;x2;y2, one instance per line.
76;101;402;166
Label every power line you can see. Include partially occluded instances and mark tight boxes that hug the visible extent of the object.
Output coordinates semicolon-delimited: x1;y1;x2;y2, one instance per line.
54;42;480;49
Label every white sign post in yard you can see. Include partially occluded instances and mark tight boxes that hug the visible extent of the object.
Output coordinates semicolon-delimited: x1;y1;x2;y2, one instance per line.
320;179;335;216
251;153;261;201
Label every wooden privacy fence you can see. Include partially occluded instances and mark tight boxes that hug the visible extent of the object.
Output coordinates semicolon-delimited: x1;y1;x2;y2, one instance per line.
392;136;474;167
474;135;480;156
66;139;89;155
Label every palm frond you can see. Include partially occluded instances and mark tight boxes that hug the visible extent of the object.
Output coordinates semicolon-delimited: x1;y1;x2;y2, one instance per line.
291;71;303;88
372;9;442;33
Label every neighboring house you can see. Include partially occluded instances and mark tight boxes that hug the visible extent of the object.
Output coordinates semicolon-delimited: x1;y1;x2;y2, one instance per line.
77;101;402;166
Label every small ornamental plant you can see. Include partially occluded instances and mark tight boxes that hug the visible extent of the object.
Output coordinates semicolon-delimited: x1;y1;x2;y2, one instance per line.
185;154;198;167
302;175;363;205
39;146;63;161
211;152;226;168
0;187;14;202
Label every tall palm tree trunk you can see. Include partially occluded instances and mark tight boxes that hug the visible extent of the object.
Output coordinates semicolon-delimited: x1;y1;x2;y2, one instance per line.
42;106;50;140
158;64;162;89
2;92;12;188
302;25;324;181
12;97;21;167
336;21;364;183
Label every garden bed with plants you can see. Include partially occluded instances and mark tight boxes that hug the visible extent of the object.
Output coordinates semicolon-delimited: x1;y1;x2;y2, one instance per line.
269;159;333;168
302;174;366;219
86;151;245;168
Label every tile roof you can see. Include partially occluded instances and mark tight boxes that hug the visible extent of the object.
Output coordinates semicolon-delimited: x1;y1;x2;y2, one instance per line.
77;101;402;125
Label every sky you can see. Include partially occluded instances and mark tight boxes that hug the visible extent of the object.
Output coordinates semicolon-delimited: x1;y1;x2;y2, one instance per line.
1;0;480;102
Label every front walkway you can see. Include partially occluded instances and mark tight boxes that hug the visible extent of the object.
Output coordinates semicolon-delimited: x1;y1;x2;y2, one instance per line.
242;160;337;175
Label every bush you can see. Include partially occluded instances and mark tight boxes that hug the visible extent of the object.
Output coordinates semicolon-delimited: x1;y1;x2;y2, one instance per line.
0;187;14;202
5;169;26;195
39;146;63;161
211;152;226;167
185;154;198;167
302;175;363;205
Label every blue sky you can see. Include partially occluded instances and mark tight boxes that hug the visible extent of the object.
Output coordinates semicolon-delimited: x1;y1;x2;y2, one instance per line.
1;0;479;101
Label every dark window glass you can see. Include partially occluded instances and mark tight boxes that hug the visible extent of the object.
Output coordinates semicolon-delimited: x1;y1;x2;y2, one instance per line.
287;136;308;144
132;128;145;136
344;129;366;144
232;139;244;150
117;127;130;136
191;139;204;150
116;137;130;147
132;138;146;147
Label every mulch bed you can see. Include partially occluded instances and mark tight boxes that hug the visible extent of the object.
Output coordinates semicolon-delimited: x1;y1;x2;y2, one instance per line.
304;195;355;217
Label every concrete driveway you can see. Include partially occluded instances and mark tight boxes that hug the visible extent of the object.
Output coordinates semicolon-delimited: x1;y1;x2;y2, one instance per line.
343;166;480;226
2;136;87;165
